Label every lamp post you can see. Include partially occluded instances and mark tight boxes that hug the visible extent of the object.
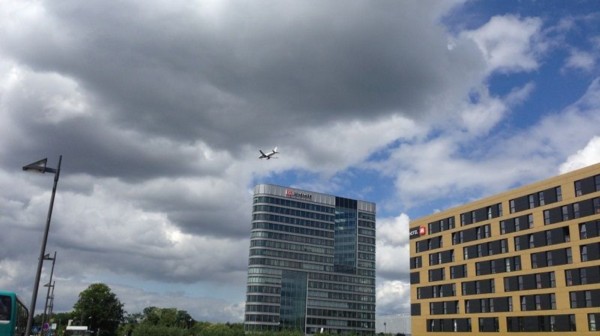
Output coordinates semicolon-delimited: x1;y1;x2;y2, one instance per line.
42;251;57;334
23;156;62;336
43;280;55;336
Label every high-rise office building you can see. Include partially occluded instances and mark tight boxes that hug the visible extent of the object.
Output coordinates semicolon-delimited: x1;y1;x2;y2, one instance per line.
410;163;600;334
244;184;376;335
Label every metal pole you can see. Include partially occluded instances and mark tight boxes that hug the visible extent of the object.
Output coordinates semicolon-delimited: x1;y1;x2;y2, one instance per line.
25;155;61;336
42;251;57;332
47;280;55;335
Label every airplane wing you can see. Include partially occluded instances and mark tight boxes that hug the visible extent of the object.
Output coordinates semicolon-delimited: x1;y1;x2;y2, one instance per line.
259;150;266;156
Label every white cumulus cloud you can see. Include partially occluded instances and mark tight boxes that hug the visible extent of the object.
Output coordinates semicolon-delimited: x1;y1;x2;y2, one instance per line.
559;136;600;173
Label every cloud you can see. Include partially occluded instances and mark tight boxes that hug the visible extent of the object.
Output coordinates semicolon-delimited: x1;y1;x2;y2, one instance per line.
377;77;600;211
0;0;473;150
563;48;596;72
376;280;411;316
377;214;411;282
463;15;545;74
559;136;600;173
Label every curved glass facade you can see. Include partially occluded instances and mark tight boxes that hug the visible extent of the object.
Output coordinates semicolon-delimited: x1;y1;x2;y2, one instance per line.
244;184;376;335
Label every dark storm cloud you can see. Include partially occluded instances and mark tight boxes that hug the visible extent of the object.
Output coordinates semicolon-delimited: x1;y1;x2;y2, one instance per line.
1;0;476;160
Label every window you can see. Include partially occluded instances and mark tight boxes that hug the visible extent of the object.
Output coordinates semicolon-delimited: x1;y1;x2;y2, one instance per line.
529;234;535;248
500;221;507;234
510;199;516;213
580;224;588;239
529;195;536;209
585;291;592;307
581;246;588;262
450;265;466;279
513;257;521;271
574;203;581;218
556;186;562;201
410;256;422;269
428;222;435;234
595;198;600;214
562;205;570;221
452;231;463;245
544;210;550;225
566;270;573;286
575;180;583;196
547;251;554;266
429;253;437;265
590;313;598;331
539;191;545;205
518;276;523;290
570;292;578;308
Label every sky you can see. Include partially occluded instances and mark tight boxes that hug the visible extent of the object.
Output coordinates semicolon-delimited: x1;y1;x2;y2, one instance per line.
1;0;600;326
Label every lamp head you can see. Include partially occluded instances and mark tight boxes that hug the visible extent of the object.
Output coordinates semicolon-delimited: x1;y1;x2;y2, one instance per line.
23;158;48;173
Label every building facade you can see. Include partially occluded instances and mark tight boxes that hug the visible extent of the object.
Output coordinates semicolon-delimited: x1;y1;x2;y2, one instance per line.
410;163;600;335
244;184;376;335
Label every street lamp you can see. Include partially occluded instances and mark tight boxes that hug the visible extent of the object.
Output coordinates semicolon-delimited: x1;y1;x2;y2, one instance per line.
23;156;62;336
42;251;57;333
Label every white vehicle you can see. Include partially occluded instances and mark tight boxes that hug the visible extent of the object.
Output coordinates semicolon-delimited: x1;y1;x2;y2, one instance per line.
65;326;89;335
258;147;279;160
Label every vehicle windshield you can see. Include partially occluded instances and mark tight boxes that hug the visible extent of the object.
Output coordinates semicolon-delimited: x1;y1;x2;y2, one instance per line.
0;295;11;321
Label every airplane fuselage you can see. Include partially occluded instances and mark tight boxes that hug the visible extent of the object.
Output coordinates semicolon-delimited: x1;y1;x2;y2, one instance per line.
259;147;278;159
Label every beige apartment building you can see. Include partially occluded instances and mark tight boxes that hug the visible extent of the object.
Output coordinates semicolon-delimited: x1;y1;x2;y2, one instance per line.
409;163;600;335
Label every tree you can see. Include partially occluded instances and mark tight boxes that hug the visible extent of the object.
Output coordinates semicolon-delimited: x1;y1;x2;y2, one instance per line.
73;283;125;336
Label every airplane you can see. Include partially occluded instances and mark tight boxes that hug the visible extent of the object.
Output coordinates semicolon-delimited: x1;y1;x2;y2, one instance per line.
259;147;279;160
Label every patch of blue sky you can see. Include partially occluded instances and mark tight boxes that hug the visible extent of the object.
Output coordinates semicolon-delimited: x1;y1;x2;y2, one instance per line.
405;183;499;220
447;0;600;30
364;138;408;163
331;167;395;207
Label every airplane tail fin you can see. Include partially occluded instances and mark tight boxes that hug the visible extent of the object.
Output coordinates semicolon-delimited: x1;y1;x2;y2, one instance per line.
273;146;278;153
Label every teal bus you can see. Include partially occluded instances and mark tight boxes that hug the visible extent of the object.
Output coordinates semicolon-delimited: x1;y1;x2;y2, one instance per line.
0;291;28;336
